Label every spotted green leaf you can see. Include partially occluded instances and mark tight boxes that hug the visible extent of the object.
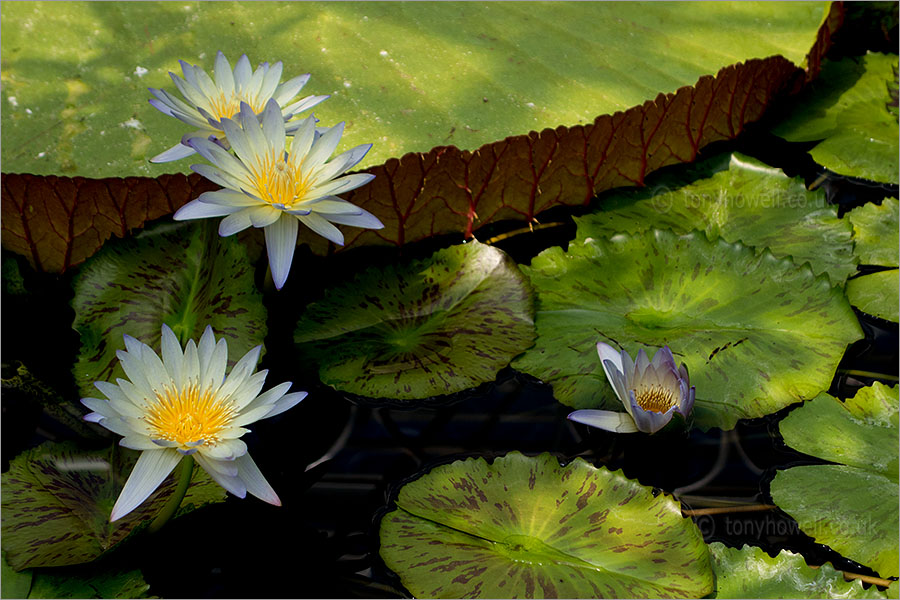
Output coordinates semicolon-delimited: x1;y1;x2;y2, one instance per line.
848;198;899;267
576;152;857;284
26;566;152;599
771;384;899;578
512;229;863;430
72;220;266;400
1;2;828;177
708;542;886;599
846;270;899;322
294;242;534;402
1;441;226;570
380;452;713;599
773;53;899;184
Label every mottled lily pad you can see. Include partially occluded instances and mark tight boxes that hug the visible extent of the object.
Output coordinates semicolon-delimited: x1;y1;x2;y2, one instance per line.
512;229;863;430
848;198;899;267
71;220;266;400
576;152;857;284
708;542;886;599
26;566;152;599
294;242;534;402
379;452;713;599
773;53;899;184
771;384;899;578
846;270;899;322
1;441;226;570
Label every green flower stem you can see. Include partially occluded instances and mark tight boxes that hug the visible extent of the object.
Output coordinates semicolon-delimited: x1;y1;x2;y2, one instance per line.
837;369;899;382
147;456;194;534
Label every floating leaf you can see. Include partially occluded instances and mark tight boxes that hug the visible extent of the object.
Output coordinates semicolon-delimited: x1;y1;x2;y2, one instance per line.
1;552;32;599
379;452;713;599
1;441;226;570
575;152;857;284
1;3;845;273
294;242;533;402
512;229;863;430
708;542;886;599
773;52;900;184
71;219;266;413
1;2;831;178
846;270;900;322
848;198;899;267
771;384;899;578
27;566;152;599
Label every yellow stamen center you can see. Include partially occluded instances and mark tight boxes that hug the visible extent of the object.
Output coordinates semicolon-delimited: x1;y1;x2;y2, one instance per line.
207;92;267;122
144;383;236;447
634;384;676;413
247;150;313;209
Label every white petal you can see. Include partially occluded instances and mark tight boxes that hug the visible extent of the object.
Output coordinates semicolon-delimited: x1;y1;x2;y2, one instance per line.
110;449;182;522
98;415;140;437
233;54;252;89
201;438;248;461
202;338;228;390
120;435;162;451
227;371;269;411
306;197;363;215
198;189;259;208
150;142;196;163
273;73;310;105
235;453;281;506
92;382;146;417
195;453;246;497
305;121;344;168
309;173;375;198
567;409;639;434
288;116;317;162
297;212;344;245
213;51;235;97
265;391;307;419
197;326;217;376
319;209;384;230
238;380;291;413
257;61;283;104
182;340;201;385
189;138;252;181
174;199;239;221
315;144;371;181
264;216;299;290
80;397;120;420
248;204;282;228
217;345;263;402
239;102;276;158
116;350;155;397
219;209;254;236
231;404;276;427
220;117;259;168
281;94;329;119
190;162;247;193
260;98;286;142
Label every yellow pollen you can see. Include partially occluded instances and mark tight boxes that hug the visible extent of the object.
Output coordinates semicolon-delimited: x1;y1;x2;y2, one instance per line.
634;384;676;413
248;150;313;209
207;92;266;122
144;382;236;447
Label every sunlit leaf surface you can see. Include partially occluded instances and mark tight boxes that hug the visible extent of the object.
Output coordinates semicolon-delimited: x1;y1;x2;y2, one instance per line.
848;198;899;267
71;220;266;400
575;152;856;284
512;229;863;430
294;242;533;402
708;542;886;599
1;442;225;570
380;452;713;598
773;52;899;183
771;384;899;578
846;270;899;322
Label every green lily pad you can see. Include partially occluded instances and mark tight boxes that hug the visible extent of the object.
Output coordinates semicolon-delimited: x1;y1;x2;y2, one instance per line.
848;198;899;267
0;2;828;177
1;441;226;570
2;552;32;599
379;452;713;599
71;220;266;400
576;152;857;284
294;242;534;401
846;270;899;322
773;53;899;184
27;566;152;599
512;229;863;430
708;542;886;599
771;384;899;578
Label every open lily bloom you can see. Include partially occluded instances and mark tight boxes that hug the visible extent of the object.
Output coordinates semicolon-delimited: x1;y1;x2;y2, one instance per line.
81;325;306;522
568;342;695;434
174;98;383;290
148;51;328;162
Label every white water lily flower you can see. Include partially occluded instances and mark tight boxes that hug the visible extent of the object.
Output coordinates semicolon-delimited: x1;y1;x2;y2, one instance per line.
173;98;383;290
81;325;306;522
568;342;695;434
148;51;328;163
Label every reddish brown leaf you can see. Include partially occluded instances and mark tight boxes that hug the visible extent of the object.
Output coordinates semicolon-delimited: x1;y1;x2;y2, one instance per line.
0;4;843;272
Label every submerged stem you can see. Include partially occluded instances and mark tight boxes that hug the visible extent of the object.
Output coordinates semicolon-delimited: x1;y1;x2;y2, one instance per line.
147;456;194;534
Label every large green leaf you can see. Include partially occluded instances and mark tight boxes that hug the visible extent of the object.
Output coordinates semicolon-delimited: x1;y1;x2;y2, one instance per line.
848;198;899;267
1;441;226;570
708;542;886;599
771;384;899;578
71;220;266;400
512;229;863;430
773;52;899;184
1;553;32;599
27;566;152;599
1;2;829;178
379;452;713;599
294;242;534;401
575;152;857;284
846;270;900;322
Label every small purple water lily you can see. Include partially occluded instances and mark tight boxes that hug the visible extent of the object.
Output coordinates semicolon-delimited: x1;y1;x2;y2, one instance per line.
568;342;695;434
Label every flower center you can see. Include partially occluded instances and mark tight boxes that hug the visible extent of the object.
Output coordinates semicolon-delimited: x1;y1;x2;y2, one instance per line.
248;151;313;209
634;384;676;413
207;92;267;122
144;382;236;447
